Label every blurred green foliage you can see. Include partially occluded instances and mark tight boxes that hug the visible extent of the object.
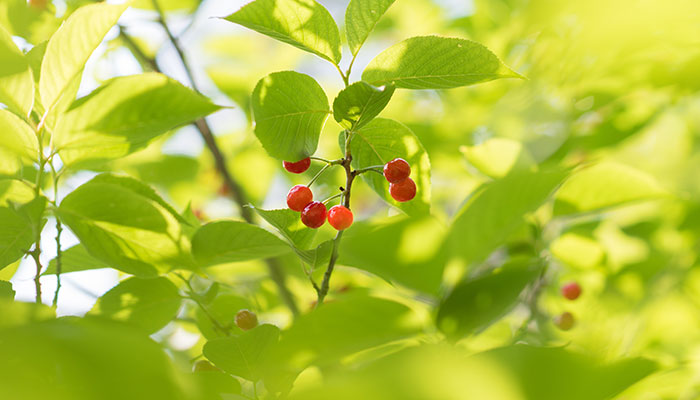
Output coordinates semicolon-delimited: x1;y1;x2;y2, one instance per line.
1;0;699;398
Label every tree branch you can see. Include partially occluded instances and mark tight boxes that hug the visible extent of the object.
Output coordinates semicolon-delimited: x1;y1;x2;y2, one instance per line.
317;132;355;305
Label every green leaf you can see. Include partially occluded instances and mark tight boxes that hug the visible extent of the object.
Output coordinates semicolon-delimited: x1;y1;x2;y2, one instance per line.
87;174;189;225
346;118;430;216
192;221;291;266
252;71;330;160
436;258;542;339
0;24;34;117
224;0;341;64
345;0;395;56
0;108;39;160
0;280;14;300
553;162;668;216
476;344;657;400
43;244;111;275
0;206;35;269
294;239;333;269
0;317;187;400
338;216;446;294
333;81;395;130
275;294;421;368
252;207;316;250
461;137;536;178
449;169;569;263
195;293;252;339
58;173;194;277
39;2;128;112
203;324;281;381
362;36;521;89
55;73;220;167
190;370;242;398
0;179;35;206
90;276;182;334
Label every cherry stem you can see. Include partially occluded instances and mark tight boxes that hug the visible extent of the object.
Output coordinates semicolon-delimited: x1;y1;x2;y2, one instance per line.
317;131;355;306
353;165;384;175
310;156;343;165
307;164;330;187
322;192;343;205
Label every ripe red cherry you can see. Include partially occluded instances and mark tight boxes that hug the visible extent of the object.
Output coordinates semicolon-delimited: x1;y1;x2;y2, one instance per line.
283;157;311;174
235;309;258;331
554;312;575;331
286;185;313;211
390;177;416;202
301;201;327;228
383;158;411;183
327;205;353;230
561;282;582;300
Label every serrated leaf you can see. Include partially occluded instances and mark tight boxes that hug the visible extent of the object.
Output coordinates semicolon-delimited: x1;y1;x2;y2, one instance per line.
345;0;395;56
0;24;34;117
55;73;220;167
58;174;194;277
437;258;542;339
39;2;128;111
345;118;430;216
43;244;111;275
224;0;341;64
192;221;291;266
333;81;394;130
338;216;446;294
553;162;668;216
87;174;190;225
204;324;281;381
0;206;35;269
449;169;568;263
0;108;39;160
251;207;316;249
362;36;521;89
90;276;181;334
252;71;330;160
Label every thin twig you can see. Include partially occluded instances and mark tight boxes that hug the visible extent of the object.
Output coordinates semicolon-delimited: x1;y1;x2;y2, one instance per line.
317;132;355;305
175;273;231;336
50;163;63;307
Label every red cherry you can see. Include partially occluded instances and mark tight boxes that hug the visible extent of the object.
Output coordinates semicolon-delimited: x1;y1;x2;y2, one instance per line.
301;201;327;228
286;185;313;211
235;309;258;331
561;282;582;300
554;312;575;331
283;157;311;174
390;177;416;202
383;158;411;183
327;205;353;230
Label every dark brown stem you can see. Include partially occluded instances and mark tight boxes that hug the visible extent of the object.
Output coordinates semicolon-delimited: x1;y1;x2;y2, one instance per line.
121;8;299;316
317;133;355;305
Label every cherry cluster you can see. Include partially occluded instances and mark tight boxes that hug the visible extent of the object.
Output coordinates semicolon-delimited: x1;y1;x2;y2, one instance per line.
554;281;581;331
282;156;416;230
383;158;416;202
